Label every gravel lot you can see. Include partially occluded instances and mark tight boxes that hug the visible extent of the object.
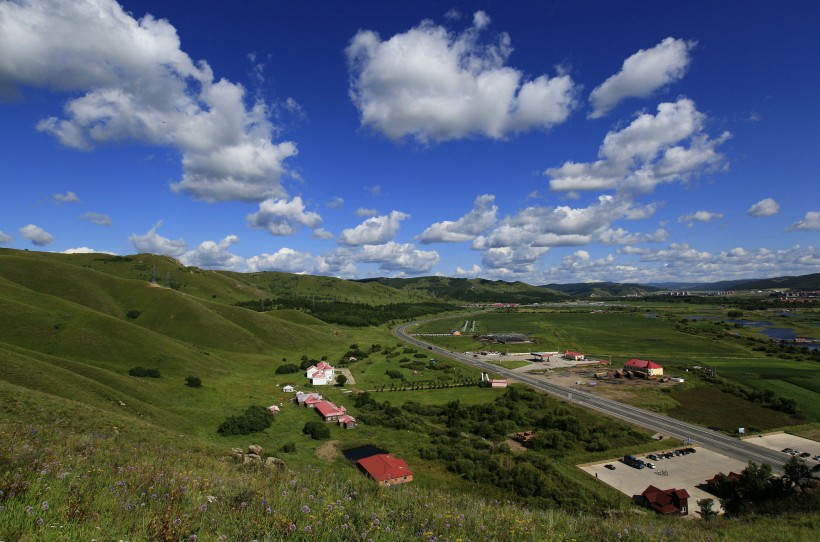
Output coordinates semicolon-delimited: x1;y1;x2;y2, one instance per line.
579;447;748;516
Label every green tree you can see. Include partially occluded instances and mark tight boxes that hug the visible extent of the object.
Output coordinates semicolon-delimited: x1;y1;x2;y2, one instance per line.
697;498;718;520
303;421;330;440
185;375;202;387
336;374;347;386
782;456;813;491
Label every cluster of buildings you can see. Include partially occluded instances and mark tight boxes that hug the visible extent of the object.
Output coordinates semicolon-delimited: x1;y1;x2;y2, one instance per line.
294;391;356;429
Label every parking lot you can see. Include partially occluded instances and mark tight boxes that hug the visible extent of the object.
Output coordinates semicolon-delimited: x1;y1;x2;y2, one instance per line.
579;446;749;515
743;433;820;463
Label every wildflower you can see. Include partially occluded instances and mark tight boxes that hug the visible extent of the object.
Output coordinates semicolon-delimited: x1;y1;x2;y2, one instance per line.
265;506;272;515
188;536;197;541
36;517;44;526
301;505;311;513
385;527;391;533
289;524;297;532
206;495;217;503
41;501;50;510
25;506;33;516
373;518;380;527
198;504;207;513
342;524;349;530
305;525;312;532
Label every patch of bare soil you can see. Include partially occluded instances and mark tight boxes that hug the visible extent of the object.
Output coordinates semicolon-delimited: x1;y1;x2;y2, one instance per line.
505;438;527;453
315;440;339;461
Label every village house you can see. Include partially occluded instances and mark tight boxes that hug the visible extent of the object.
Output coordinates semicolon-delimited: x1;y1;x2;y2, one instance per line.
514;430;536;444
338;414;357;429
294;391;323;406
640;485;690;515
563;350;585;361
314;399;347;422
305;361;335;385
357;454;413;486
624;358;664;378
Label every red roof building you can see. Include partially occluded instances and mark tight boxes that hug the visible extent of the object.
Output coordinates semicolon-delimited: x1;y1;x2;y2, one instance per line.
624;358;664;377
641;485;690;515
357;454;413;486
563;350;585;361
338;414;357;429
314;400;346;422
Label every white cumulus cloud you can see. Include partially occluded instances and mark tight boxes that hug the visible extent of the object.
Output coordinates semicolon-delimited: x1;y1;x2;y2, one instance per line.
63;247;114;254
747;198;780;217
420;194;497;243
80;212;112;226
246;197;322;235
0;0;296;203
589;37;695;118
345;12;577;143
339;211;409;246
19;224;54;246
0;230;12;244
355;207;379;217
53;191;80;204
357;242;440;274
247;248;317;273
787;211;820;231
547;98;729;193
129;221;186;257
180;235;244;270
678;210;724;225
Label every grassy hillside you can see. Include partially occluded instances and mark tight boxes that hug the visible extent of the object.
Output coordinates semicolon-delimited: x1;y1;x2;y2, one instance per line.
542;281;661;297
357;276;569;303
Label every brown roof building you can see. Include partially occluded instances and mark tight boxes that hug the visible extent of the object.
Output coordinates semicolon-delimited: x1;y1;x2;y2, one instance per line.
641;485;690;515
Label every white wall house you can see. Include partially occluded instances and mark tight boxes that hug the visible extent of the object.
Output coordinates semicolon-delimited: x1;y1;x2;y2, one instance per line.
306;361;335;385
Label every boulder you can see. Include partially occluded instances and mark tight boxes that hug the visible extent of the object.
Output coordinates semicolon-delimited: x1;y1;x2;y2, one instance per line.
244;453;261;465
230;448;244;461
248;444;262;455
264;457;285;469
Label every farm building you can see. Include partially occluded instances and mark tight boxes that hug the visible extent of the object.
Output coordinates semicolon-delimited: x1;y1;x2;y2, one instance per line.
314;400;347;422
357;454;413;486
282;385;295;393
294;392;322;406
563;350;585;361
306;361;335;385
640;485;690;515
624;359;664;378
338;414;357;429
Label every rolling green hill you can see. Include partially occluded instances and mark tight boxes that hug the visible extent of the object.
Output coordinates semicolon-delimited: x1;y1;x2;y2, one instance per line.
356;275;569;303
542;281;662;297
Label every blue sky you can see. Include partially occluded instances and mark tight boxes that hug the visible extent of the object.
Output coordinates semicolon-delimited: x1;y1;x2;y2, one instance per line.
1;0;818;284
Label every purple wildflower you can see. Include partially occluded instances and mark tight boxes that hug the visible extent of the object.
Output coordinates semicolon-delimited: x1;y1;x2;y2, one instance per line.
301;505;311;513
305;525;312;533
41;501;49;510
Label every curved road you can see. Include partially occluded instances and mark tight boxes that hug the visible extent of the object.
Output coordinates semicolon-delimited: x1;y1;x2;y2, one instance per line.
394;320;787;473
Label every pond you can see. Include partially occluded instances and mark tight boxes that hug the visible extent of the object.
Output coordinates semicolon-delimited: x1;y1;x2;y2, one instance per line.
343;445;388;462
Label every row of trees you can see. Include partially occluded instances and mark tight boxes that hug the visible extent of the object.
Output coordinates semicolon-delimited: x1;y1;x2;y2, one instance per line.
704;458;818;516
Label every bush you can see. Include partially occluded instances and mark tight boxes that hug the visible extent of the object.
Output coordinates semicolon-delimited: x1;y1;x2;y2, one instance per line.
126;309;141;319
282;442;297;453
336;374;347;386
185;375;202;388
128;366;160;378
386;369;404;379
276;364;300;374
302;421;330;440
218;405;274;435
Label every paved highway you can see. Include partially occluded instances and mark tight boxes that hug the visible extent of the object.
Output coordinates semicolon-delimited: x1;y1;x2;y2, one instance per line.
394;320;787;473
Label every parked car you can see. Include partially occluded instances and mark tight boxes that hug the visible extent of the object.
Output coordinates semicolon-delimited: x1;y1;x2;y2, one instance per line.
800;452;811;458
646;462;656;469
685;448;696;453
605;464;616;470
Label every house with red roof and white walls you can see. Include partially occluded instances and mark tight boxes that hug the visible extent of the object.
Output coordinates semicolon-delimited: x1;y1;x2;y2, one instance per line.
306;361;335;385
624;359;664;378
357;454;413;486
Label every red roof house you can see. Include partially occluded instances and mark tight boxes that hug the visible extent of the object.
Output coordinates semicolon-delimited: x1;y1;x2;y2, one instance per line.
641;485;690;515
338;414;357;429
357;454;413;486
624;359;664;377
314;400;346;422
563;350;585;361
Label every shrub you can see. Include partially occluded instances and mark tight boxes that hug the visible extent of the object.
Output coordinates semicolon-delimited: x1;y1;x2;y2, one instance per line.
336;374;347;386
218;405;274;436
126;309;141;319
282;442;297;453
386;369;404;379
185;375;202;388
276;364;300;374
128;366;160;378
302;421;330;440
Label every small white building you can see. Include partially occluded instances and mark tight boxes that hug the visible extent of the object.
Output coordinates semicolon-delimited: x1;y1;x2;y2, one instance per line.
306;361;335;385
282;385;295;393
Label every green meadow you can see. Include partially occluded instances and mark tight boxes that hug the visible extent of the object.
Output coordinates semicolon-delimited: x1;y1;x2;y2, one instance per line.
1;248;818;540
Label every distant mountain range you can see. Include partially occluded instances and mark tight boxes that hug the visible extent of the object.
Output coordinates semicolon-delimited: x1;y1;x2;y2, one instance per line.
355;276;568;304
544;274;820;298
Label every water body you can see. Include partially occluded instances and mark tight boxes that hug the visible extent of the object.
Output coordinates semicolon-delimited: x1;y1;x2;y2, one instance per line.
643;313;658;318
343;445;387;462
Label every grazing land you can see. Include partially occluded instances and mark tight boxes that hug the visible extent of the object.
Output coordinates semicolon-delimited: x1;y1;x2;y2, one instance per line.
0;249;818;540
